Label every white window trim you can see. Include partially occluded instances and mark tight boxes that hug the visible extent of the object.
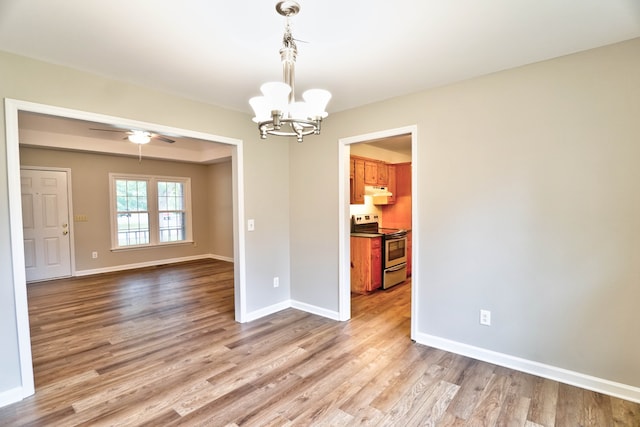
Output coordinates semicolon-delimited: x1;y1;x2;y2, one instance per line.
109;173;193;251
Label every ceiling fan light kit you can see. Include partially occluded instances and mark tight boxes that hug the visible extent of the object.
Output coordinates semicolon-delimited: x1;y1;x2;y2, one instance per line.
127;130;151;145
249;0;331;143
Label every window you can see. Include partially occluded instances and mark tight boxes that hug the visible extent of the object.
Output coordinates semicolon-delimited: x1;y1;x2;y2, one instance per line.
110;174;192;249
157;181;186;243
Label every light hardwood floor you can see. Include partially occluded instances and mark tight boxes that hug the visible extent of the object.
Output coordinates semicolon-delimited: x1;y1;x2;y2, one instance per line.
1;259;638;426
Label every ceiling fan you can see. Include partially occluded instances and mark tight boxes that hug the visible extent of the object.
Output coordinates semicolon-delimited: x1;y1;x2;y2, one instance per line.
89;128;175;144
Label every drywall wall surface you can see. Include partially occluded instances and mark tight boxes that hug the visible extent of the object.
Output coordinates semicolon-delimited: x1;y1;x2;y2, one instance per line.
290;38;640;387
207;160;234;259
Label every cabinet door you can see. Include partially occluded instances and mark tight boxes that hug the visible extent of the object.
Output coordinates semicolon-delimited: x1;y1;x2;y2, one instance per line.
377;163;388;186
364;161;377;185
352;158;365;204
371;245;382;290
386;165;396;204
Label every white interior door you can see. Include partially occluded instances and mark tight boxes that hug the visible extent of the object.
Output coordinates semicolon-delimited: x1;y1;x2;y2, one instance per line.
21;169;72;282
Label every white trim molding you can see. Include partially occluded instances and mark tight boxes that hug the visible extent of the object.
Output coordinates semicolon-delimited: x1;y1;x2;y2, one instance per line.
245;300;293;323
415;332;640;404
0;387;26;409
74;254;232;277
244;299;341;324
291;300;341;321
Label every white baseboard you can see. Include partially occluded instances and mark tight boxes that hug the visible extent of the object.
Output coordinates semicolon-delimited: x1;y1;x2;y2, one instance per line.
0;386;28;408
209;254;234;263
291;300;342;321
74;254;232;277
245;300;292;322
244;300;341;323
415;332;640;404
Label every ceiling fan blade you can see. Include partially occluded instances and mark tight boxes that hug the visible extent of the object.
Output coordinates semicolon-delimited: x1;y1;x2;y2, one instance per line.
154;135;175;143
90;128;175;143
89;128;127;133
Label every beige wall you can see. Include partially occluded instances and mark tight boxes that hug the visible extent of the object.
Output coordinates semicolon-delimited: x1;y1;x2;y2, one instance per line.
19;146;234;271
208;160;234;259
290;38;640;388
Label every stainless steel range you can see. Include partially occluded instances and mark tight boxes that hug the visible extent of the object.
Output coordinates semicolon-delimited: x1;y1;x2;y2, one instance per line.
351;214;408;289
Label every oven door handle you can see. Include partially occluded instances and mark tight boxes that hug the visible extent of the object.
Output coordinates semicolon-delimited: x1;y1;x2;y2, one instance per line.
385;264;406;273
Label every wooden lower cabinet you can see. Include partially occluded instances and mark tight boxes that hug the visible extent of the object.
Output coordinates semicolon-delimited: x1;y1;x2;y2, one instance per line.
350;236;382;294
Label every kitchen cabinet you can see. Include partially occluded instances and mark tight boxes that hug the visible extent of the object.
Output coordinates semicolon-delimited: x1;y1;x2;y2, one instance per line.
350;156;394;204
350;236;382;293
364;161;377;185
351;158;365;204
364;160;388;186
376;162;388;185
386;164;396;204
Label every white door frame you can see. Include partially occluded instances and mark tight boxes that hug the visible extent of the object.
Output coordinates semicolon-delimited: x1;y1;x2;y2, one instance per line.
4;98;248;401
20;166;76;281
338;125;419;339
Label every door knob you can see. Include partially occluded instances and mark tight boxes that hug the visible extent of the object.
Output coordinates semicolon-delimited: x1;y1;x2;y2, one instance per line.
63;230;69;235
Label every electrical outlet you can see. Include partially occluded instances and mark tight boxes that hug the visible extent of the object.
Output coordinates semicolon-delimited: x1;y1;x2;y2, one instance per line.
92;251;98;259
480;309;491;326
273;277;279;288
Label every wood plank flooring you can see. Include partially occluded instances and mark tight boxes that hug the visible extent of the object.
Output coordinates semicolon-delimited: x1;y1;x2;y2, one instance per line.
1;259;638;426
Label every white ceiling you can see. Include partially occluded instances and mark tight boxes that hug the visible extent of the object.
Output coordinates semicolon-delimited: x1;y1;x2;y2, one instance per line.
18;111;234;163
1;0;639;116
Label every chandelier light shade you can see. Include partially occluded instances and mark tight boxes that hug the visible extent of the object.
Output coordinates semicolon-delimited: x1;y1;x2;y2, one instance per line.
249;1;331;142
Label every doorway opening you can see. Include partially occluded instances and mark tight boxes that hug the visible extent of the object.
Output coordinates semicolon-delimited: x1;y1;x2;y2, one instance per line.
338;125;418;339
5;99;248;400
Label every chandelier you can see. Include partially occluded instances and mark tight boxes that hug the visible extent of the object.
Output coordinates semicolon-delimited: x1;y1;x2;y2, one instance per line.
249;1;331;142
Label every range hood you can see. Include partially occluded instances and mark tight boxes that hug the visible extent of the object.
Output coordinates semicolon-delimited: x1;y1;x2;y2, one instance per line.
364;186;393;197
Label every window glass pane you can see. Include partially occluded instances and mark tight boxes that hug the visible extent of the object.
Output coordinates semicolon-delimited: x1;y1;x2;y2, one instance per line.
116;179;148;212
159;212;185;243
115;178;149;246
158;181;184;211
117;212;149;246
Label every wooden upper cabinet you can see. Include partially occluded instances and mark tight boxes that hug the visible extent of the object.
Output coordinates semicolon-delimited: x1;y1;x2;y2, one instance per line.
351;158;365;204
364;161;377;185
363;160;388;186
386;164;396;204
377;163;388;185
351;156;394;204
